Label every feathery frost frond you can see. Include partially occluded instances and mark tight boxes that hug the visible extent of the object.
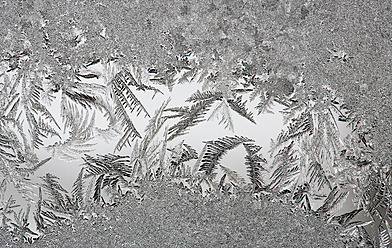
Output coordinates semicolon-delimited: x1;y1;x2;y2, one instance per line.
270;111;313;153
0;179;20;228
126;65;163;97
110;69;153;117
184;89;256;132
379;228;390;248
47;108;96;160
293;183;312;211
109;68;156;151
18;72;61;150
142;99;170;153
207;98;235;131
36;173;81;232
165;98;216;141
227;96;256;124
255;92;275;114
199;136;253;175
63;85;97;110
331;208;362;227
168;142;198;177
83;154;131;178
317;186;349;216
269;141;299;192
149;66;177;92
218;164;247;187
71;169;84;209
186;90;223;103
82;154;131;204
308;161;332;191
129;100;171;179
40;173;68;209
243;143;267;191
9;204;38;244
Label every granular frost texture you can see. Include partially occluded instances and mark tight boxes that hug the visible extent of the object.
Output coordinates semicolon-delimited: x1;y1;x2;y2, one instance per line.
27;181;344;247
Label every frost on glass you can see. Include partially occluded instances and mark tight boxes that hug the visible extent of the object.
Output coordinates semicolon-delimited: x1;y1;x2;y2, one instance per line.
0;0;391;246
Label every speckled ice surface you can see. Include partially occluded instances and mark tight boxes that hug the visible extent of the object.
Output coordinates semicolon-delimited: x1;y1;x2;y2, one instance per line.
4;181;344;248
